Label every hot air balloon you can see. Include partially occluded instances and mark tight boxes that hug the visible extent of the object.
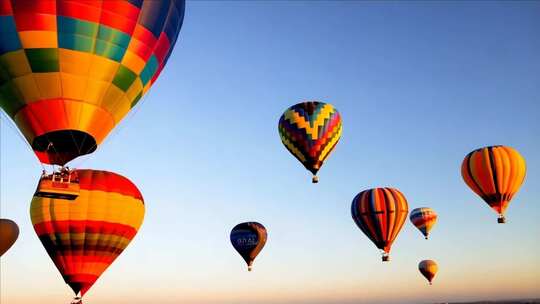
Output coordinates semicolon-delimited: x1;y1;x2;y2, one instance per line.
278;101;342;183
418;259;438;285
0;0;185;166
409;207;437;239
461;145;526;223
30;169;145;303
230;222;267;271
0;218;19;257
351;188;409;261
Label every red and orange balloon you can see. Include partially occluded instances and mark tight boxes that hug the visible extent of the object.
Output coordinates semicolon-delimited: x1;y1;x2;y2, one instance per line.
30;169;145;300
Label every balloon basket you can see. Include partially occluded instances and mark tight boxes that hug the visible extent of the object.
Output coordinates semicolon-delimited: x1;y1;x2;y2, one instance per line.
382;255;390;262
312;175;319;183
497;216;506;224
35;170;80;200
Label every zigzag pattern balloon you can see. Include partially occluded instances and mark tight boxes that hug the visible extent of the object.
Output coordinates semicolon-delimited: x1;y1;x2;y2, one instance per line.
278;101;342;183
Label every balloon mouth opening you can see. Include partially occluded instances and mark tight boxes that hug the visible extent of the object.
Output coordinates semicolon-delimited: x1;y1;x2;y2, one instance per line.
67;282;83;297
32;130;97;165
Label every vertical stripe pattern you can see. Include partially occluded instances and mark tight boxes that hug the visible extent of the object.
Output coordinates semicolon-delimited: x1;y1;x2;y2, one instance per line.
461;145;526;221
30;169;145;297
278;101;342;179
351;188;409;259
230;222;267;271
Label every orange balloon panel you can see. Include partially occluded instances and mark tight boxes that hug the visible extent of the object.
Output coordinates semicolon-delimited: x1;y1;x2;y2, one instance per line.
30;169;144;297
461;145;526;223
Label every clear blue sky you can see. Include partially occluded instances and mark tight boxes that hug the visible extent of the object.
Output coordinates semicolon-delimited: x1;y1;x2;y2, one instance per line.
1;1;539;303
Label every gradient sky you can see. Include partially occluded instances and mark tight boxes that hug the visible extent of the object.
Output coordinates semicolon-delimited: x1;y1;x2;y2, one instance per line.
1;1;539;304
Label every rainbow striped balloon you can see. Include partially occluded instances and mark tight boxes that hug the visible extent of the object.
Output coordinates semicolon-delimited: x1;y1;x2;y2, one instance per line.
278;101;342;183
409;207;437;239
0;0;185;165
30;169;145;299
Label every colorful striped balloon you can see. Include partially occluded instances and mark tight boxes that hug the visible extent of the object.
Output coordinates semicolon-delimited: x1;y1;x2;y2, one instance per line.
0;0;185;165
230;222;267;272
418;259;438;285
278;101;342;183
461;145;526;223
351;188;409;262
30;169;145;300
409;207;437;239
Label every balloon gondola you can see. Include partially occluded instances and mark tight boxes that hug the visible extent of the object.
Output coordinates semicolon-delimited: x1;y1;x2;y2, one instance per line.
34;168;80;200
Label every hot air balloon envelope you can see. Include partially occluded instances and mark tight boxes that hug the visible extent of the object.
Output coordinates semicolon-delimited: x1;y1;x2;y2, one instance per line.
409;207;437;239
230;222;267;271
419;259;438;285
278;101;342;183
461;145;526;223
351;187;409;261
0;0;186;165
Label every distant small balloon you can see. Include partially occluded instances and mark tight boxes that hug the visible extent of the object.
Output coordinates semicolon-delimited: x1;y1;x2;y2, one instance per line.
461;145;526;223
0;219;19;257
230;222;267;271
409;207;437;239
418;260;438;285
